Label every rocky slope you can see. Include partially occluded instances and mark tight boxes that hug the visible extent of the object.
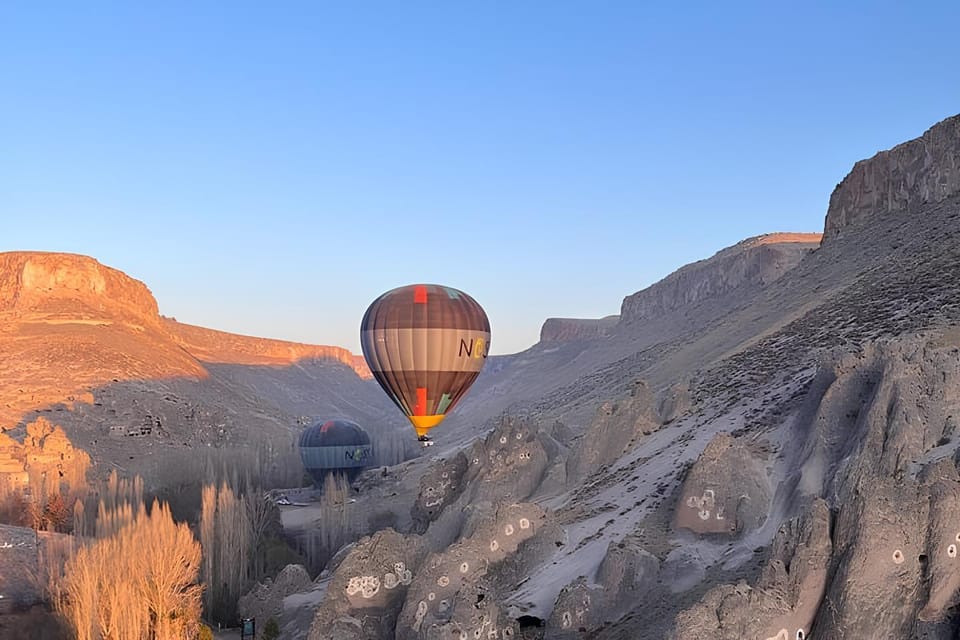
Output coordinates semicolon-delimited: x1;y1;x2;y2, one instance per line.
264;112;960;640
619;232;822;326
824;113;960;237
0;251;402;484
540;316;620;343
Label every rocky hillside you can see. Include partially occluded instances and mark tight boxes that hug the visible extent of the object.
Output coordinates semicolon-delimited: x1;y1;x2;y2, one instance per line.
247;112;960;640
540;316;620;343
619;232;822;326
0;251;403;484
454;232;822;442
825;113;960;237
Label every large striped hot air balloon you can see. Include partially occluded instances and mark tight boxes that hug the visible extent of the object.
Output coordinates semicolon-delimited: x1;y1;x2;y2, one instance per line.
360;284;490;442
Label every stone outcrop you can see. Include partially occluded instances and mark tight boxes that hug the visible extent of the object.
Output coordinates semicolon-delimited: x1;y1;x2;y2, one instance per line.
673;433;772;537
539;316;619;343
0;417;90;495
307;528;426;640
619;233;821;325
566;381;661;481
0;252;160;326
824;113;960;238
410;453;469;534
672;500;831;640
238;564;314;631
396;503;558;640
164;320;371;377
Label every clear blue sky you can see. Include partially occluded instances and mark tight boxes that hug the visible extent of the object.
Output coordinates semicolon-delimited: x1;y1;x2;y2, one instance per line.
2;1;958;355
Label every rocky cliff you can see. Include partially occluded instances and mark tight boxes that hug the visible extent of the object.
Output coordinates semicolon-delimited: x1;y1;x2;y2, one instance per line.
539;316;619;343
165;320;370;377
825;113;960;238
0;251;391;480
289;112;960;640
619;233;822;325
0;252;161;326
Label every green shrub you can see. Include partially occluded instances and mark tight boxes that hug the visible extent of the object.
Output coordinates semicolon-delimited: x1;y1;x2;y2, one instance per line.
263;617;280;640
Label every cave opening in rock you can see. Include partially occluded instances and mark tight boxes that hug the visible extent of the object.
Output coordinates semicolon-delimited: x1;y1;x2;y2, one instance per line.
517;615;544;628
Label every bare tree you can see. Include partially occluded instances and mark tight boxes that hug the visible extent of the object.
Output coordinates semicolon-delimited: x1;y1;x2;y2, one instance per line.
200;481;251;625
58;498;203;640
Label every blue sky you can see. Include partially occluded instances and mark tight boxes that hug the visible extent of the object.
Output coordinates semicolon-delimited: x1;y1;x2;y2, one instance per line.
2;1;958;355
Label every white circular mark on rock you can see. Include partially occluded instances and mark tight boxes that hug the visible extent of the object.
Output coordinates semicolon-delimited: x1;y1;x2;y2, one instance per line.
474;458;480;464
438;575;450;587
460;562;470;573
499;436;507;444
428;592;436;601
488;630;498;639
505;524;515;536
949;544;957;558
394;562;405;574
360;576;380;598
698;509;710;520
460;632;468;640
442;472;448;478
562;611;572;629
475;629;483;639
416;600;428;620
519;518;530;530
685;496;699;507
383;572;399;589
516;432;523;440
797;629;805;640
893;549;904;564
346;576;362;596
956;532;960;543
503;629;513;638
490;539;500;552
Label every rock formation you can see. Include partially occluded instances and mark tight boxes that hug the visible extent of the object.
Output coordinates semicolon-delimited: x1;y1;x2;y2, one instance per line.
566;381;661;481
824;113;960;237
307;528;426;640
619;233;822;325
539;316;619;343
673;433;772;537
238;564;314;631
0;417;90;497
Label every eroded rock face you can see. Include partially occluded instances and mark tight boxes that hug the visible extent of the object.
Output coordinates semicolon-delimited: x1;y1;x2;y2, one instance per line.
411;453;470;534
307;529;426;640
824;113;960;238
918;460;960;621
463;416;557;505
672;499;831;640
674;433;772;537
0;251;160;324
566;381;660;481
0;417;90;496
619;234;821;325
539;316;619;343
545;578;604;638
164;320;370;377
238;564;313;629
396;503;558;640
594;537;660;619
674;333;960;638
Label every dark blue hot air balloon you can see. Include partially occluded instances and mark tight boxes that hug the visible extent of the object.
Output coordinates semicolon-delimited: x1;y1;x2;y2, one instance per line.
298;419;373;488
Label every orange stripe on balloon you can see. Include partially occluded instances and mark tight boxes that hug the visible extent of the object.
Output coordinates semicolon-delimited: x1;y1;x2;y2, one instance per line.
414;387;427;415
414;285;428;304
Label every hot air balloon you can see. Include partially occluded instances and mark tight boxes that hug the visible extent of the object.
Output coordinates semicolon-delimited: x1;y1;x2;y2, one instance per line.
298;419;373;487
360;284;490;444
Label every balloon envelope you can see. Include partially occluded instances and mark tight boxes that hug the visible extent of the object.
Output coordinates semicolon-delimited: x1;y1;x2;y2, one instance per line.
298;419;372;486
360;284;490;437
